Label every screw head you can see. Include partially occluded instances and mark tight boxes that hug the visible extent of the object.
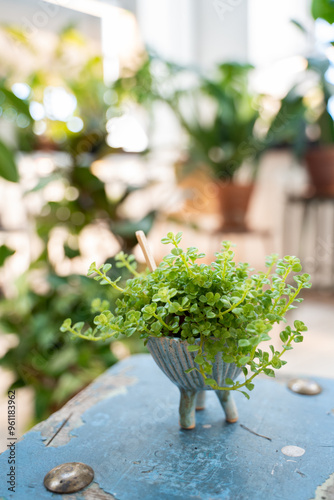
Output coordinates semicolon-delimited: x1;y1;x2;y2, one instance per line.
44;462;94;493
288;378;322;396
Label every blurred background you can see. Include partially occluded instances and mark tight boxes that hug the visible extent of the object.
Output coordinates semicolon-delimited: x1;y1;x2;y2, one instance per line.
0;0;334;450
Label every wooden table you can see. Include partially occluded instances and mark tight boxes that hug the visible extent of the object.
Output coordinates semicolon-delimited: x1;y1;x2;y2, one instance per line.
0;355;333;499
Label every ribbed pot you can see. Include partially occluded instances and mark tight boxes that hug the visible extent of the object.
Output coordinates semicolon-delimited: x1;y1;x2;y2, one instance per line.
146;337;242;391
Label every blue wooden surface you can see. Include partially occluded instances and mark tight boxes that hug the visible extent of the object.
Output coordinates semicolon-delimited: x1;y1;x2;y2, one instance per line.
0;354;333;500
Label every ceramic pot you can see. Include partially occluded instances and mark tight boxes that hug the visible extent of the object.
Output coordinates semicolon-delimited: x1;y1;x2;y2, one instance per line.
305;146;334;196
217;182;254;232
146;337;242;429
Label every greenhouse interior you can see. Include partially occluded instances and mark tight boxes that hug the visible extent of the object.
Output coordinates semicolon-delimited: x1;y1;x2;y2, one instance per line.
0;1;333;499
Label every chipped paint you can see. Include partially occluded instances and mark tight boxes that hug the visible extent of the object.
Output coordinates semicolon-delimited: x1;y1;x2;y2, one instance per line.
281;445;305;457
311;472;334;500
62;481;116;499
0;355;333;500
33;370;137;447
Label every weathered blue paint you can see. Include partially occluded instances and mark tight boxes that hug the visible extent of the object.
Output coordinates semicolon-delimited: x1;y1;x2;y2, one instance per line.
147;337;240;427
0;354;333;500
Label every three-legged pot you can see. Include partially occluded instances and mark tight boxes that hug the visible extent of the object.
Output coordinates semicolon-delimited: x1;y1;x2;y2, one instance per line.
147;337;242;429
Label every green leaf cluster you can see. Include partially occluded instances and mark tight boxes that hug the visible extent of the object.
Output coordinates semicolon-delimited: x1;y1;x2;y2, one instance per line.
62;232;311;397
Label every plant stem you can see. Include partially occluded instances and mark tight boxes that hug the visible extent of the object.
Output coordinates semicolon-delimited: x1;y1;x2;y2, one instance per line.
152;313;173;331
172;238;195;276
217;334;295;392
280;283;303;315
94;269;125;293
270;266;292;312
68;326;116;342
118;256;141;278
219;288;249;318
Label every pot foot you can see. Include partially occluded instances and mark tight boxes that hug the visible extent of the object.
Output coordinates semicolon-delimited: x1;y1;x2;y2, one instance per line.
195;391;206;411
179;422;196;430
215;390;238;423
179;388;197;429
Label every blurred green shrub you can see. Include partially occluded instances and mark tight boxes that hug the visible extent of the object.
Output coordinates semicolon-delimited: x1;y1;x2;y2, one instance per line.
0;271;118;423
0;25;156;423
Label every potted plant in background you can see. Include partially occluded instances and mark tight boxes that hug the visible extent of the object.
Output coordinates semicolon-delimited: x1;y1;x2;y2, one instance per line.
306;0;334;195
113;57;263;230
61;231;311;430
168;63;262;231
267;2;334;196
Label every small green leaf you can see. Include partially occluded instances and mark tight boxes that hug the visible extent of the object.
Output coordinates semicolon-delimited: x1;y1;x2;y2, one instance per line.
294;320;308;332
205;378;217;387
60;318;72;332
238;339;250;347
73;322;84;331
175;231;183;242
87;262;97;276
259;333;271;342
0;141;19;183
271;356;282;369
0;245;15;266
194;355;204;365
223;354;235;363
280;330;289;343
206;311;216;318
187;345;200;352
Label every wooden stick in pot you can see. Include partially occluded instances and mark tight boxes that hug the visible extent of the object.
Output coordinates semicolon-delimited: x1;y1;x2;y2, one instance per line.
135;230;157;272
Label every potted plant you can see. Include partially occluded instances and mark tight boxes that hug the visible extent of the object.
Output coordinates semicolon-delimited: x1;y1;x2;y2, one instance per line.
167;63;261;230
114;57;262;229
266;3;334;195
61;231;311;429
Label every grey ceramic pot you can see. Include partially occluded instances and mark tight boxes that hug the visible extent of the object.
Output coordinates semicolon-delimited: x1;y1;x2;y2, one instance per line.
146;336;242;429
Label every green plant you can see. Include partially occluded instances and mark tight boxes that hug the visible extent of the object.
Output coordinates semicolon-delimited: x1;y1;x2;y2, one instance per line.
0;26;158;423
266;58;334;154
62;232;311;398
0;83;34;182
114;57;263;181
266;10;334;153
0;270;118;423
168;62;261;181
312;0;334;24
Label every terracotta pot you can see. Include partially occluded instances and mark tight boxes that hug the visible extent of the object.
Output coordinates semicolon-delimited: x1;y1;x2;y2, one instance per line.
217;182;254;232
173;162;220;217
305;146;334;196
146;337;241;429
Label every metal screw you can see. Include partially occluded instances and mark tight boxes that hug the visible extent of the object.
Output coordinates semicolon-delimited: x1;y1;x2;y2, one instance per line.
44;462;94;494
288;378;322;396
